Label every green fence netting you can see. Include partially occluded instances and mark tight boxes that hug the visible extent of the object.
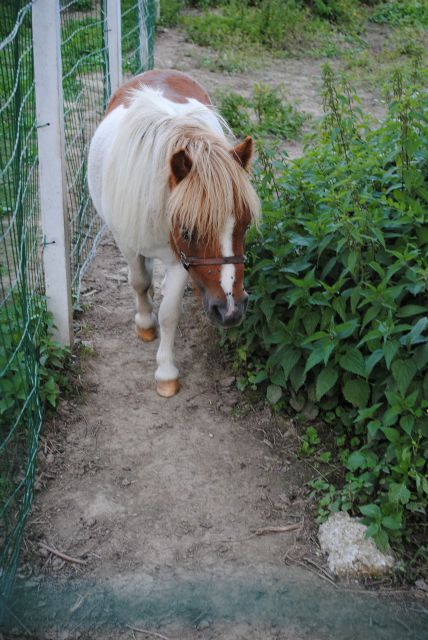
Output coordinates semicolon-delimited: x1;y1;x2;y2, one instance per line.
0;0;155;609
60;0;109;302
122;0;156;75
0;0;46;607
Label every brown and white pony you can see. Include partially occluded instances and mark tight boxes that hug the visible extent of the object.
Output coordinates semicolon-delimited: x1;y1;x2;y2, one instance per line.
88;70;260;397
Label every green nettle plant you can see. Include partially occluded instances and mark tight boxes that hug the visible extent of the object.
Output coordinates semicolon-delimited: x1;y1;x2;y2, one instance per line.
0;299;71;431
216;84;307;141
227;66;428;554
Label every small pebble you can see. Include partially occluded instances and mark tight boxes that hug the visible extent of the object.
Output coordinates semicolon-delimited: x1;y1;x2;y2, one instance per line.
197;619;211;630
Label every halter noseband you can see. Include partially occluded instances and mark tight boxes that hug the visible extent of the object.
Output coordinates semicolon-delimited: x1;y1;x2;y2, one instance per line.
179;251;245;271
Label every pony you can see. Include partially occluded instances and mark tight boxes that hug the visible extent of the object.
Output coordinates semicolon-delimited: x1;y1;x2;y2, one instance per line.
88;70;260;397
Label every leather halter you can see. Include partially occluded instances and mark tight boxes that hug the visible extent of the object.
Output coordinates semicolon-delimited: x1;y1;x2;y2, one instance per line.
179;251;245;271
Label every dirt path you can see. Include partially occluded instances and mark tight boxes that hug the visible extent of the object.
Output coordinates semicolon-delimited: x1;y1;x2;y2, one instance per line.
16;240;424;640
11;25;426;640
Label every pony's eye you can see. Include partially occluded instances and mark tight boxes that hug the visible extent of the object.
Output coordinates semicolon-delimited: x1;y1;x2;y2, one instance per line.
182;228;193;243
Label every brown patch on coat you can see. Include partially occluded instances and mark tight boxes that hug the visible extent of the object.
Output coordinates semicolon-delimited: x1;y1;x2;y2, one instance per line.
106;69;211;115
169;211;250;306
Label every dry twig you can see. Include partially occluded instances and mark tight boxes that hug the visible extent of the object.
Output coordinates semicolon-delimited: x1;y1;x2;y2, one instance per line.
254;523;302;536
126;625;171;640
285;555;338;588
39;542;87;565
303;556;336;582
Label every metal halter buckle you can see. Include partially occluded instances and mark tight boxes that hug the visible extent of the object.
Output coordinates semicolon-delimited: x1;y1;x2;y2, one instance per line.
179;251;190;270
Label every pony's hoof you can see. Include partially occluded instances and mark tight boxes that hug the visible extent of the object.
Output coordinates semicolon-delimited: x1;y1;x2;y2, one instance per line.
136;325;157;342
156;379;180;398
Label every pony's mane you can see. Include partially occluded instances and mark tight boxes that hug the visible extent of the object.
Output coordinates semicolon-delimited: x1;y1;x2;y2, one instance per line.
167;126;260;247
103;87;260;253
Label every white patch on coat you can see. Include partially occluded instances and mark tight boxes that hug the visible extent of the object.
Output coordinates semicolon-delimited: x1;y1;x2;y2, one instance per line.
88;87;229;259
220;215;235;315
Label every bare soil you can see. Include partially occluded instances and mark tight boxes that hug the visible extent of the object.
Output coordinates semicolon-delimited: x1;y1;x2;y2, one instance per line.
9;24;427;640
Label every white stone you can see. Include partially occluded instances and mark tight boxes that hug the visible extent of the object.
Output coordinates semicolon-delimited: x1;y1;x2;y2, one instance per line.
318;511;395;577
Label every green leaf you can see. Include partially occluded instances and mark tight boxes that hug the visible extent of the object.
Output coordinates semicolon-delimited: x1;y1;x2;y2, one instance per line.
365;523;379;537
391;358;417;396
400;414;414;436
367;420;380;440
281;349;301;381
303;330;329;344
374;528;389;552
347;451;366;472
414;343;428;370
397;305;428;318
264;330;287;345
304;348;324;374
360;503;381;520
350;287;360;314
289;364;306;392
339;348;366;377
271;368;285;386
366;350;383;376
357;403;382;421
388;482;410;505
336;318;359;338
383;341;400;370
266;384;282;405
332;297;346;322
249;370;268;384
260;299;275;323
343;379;370;408
382;514;402;530
315;366;338;401
362;306;380;330
381;426;400;443
302;311;319;337
400;317;428;346
347;250;358;275
382;406;400;427
319;451;331;463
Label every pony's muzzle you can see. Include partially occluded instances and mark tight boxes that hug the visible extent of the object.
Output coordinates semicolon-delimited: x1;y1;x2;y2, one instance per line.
205;292;249;328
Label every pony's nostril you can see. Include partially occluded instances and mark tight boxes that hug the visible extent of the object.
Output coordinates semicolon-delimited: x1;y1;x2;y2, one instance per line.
206;296;248;327
210;303;223;324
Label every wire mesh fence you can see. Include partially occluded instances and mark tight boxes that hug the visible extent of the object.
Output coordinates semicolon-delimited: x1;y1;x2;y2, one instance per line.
60;0;109;302
122;0;156;76
0;0;156;607
0;0;46;605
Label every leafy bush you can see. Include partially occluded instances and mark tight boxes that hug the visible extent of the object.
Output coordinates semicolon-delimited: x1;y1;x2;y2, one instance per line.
302;0;362;24
216;84;307;140
0;298;70;429
370;0;428;27
182;0;358;56
158;0;182;27
227;67;428;553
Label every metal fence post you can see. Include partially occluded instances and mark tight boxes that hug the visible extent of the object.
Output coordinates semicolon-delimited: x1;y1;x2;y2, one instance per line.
106;0;122;93
32;0;72;347
137;0;149;72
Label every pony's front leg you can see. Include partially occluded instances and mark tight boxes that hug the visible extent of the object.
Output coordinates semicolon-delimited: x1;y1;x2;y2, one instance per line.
155;263;188;397
128;255;157;342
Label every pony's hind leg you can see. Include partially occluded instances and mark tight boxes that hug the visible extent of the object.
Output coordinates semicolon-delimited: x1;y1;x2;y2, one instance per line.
128;255;157;342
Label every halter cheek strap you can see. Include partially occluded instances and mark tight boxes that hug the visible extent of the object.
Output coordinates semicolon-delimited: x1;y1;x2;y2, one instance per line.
179;251;245;271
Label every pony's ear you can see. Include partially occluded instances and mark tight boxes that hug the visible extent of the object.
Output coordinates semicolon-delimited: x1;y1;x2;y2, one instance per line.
170;149;192;185
231;136;253;170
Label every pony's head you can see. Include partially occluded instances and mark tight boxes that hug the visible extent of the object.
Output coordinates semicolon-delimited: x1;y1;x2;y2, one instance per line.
167;129;260;328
